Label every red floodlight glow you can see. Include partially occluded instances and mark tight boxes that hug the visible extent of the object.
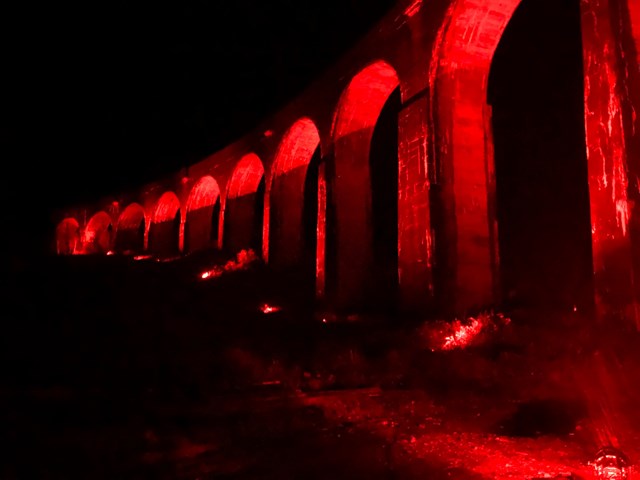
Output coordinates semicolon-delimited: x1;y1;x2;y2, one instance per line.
591;446;629;479
260;303;280;314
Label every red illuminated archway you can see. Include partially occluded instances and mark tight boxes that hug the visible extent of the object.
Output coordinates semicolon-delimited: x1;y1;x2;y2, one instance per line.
430;0;522;314
486;0;594;311
56;217;80;255
330;60;400;310
224;153;265;254
266;118;321;270
84;211;113;253
149;191;182;256
185;175;221;253
430;0;639;317
116;202;146;253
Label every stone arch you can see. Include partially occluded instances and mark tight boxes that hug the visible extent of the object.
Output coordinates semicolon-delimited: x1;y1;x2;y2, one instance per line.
487;0;593;311
224;153;265;254
266;117;321;271
185;175;221;253
84;211;113;253
430;0;523;314
329;60;400;311
56;217;80;255
115;202;146;253
149;191;181;256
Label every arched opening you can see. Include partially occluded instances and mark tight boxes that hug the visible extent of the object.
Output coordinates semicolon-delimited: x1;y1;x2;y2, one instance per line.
185;175;221;253
302;148;322;300
330;60;400;312
210;200;221;244
115;203;146;253
370;87;401;311
224;153;265;255
84;211;113;254
268;118;321;292
488;0;593;311
149;191;181;257
56;217;80;255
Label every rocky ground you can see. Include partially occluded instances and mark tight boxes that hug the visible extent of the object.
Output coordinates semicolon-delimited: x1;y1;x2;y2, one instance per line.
3;252;639;479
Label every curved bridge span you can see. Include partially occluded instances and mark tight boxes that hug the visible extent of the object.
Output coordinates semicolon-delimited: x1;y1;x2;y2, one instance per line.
54;0;640;321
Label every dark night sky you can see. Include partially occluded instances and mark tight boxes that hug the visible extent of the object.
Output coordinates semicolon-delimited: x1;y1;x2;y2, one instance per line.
2;0;396;251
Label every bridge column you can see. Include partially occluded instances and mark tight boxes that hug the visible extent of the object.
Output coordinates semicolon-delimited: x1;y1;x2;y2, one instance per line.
622;0;640;324
178;213;186;253
327;146;374;312
581;0;639;324
435;69;500;317
397;92;434;312
316;162;327;299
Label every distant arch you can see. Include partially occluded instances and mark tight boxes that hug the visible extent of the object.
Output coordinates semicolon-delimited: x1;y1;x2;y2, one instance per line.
224;153;265;254
149;191;181;256
330;60;400;310
267;117;321;269
56;217;80;255
185;175;221;252
115;202;146;253
84;211;113;253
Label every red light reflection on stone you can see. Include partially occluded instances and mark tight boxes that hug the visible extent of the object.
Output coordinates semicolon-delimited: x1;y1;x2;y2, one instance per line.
272;118;319;177
151;191;183;252
316;163;327;298
581;0;636;318
331;60;399;308
424;312;510;352
403;0;422;18
56;217;80;255
186;176;220;212
198;249;258;281
431;0;521;313
118;203;146;230
153;191;181;223
227;154;264;200
84;211;112;253
260;303;280;314
265;117;320;265
117;203;147;252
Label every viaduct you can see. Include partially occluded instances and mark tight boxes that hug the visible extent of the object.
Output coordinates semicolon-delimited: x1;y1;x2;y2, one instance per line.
54;0;640;321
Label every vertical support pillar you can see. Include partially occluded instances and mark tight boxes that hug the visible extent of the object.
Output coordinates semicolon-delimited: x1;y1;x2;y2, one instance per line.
262;183;271;262
143;220;150;251
178;215;186;253
436;69;499;316
397;92;434;312
331;138;375;312
316;163;327;299
217;199;225;251
617;0;640;325
269;168;309;268
581;0;637;323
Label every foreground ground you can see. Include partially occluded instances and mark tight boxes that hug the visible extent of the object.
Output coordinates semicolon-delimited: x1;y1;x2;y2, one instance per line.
3;252;639;479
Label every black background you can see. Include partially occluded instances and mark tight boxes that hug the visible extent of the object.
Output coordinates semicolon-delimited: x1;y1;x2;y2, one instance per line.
2;0;396;254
